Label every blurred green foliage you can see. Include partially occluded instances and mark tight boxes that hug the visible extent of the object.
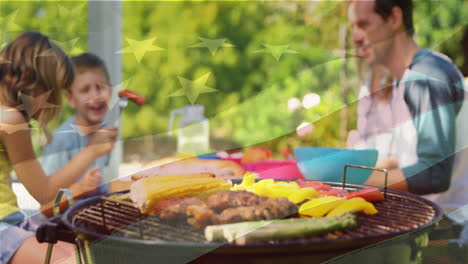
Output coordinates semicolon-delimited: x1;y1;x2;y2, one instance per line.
0;0;466;156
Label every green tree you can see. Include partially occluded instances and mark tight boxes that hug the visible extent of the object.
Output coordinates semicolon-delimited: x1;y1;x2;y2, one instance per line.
1;0;465;157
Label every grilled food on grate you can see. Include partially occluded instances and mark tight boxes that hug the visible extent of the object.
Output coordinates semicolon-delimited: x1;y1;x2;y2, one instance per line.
57;181;442;264
158;191;298;229
207;190;268;212
215;197;297;224
159;197;207;220
205;212;357;244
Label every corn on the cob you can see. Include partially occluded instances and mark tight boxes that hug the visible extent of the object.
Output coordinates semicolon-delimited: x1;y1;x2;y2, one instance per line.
194;182;232;201
130;174;229;214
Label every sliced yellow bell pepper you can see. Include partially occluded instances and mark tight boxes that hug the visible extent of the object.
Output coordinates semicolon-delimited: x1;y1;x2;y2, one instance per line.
231;184;245;191
233;176;320;202
256;179;275;186
231;173;257;191
250;183;265;196
265;183;299;198
299;196;345;217
275;181;300;189
240;172;256;187
288;187;319;204
252;179;275;197
327;197;378;217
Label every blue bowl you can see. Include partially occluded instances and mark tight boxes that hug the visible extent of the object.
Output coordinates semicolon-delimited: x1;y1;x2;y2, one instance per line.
294;147;378;184
196;154;221;160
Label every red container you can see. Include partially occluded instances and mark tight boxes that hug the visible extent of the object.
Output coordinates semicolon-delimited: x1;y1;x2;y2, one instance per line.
223;159;304;180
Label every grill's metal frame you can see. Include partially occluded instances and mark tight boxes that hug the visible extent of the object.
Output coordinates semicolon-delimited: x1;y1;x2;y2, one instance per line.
43;165;444;264
342;164;389;198
61;182;443;249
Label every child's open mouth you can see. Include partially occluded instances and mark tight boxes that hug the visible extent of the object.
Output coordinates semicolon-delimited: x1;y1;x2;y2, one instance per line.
88;102;107;115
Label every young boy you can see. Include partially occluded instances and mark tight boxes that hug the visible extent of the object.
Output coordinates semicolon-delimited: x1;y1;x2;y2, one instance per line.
41;52;114;199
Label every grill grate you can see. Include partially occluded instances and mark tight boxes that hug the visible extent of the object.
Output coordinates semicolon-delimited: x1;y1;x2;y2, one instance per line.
68;186;438;245
71;199;206;242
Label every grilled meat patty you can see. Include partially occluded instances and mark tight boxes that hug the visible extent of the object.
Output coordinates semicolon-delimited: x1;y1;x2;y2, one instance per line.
186;206;217;229
216;197;298;224
158;191;298;229
159;198;207;220
207;191;268;212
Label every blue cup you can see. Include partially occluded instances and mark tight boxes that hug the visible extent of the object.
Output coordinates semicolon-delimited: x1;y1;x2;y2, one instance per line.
294;147;378;184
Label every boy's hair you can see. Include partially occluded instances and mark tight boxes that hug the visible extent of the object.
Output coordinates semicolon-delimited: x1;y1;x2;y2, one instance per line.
0;32;75;126
374;0;414;36
70;53;110;90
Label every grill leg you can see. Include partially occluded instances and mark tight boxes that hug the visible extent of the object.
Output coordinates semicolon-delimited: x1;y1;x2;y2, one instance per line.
44;244;54;264
76;239;95;264
75;238;85;264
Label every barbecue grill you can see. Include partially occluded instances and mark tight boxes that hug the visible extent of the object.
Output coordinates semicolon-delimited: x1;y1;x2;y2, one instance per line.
37;165;443;264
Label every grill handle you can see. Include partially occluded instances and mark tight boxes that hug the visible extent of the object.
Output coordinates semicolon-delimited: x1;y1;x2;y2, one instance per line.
342;164;388;198
36;216;76;244
42;189;83;264
53;189;75;216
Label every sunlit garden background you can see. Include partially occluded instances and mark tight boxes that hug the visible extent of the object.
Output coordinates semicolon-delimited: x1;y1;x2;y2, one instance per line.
1;0;466;163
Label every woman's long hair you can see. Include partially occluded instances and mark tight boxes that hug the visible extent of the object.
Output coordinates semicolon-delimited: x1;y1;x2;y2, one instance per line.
0;32;75;128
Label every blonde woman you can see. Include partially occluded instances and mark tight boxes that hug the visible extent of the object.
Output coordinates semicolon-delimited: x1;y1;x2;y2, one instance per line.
0;32;117;263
